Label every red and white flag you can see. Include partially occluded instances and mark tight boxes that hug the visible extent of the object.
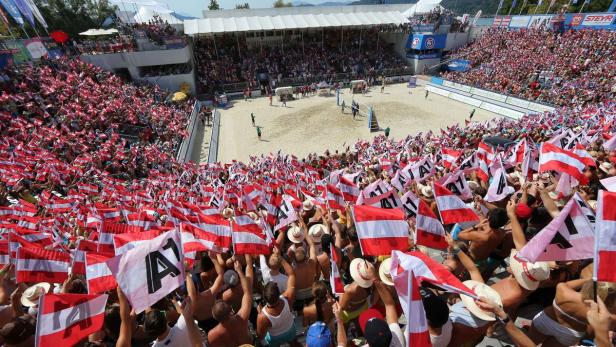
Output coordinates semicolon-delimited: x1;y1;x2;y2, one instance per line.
594;191;616;282
232;215;271;255
572;144;596;167
441;148;462;169
600;176;616;192
71;240;99;276
352;205;408;256
433;183;479;225
518;195;594;262
329;245;345;296
324;184;345;211
85;253;117;294
35;293;108;346
106;230;184;313
337;176;360;203
538;142;588;185
602;134;616;151
391;250;476;298
113;229;163;255
98;222;143;254
16;247;71;283
0;241;9;265
180;223;220;254
416;200;447;250
391;268;431;347
438;170;472;200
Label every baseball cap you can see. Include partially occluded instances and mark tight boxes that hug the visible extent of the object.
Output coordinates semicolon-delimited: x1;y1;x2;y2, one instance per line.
515;203;533;219
359;309;391;347
306;321;332;347
224;270;239;287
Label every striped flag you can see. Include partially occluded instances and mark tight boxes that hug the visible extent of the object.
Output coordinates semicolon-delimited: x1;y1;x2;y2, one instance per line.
352;205;408;256
441;148;462;169
538;142;588;185
594;191;616;282
391;268;431;347
329;244;345;296
113;229;164;255
180;223;220;253
16;247;71;283
35;293;108;346
416;200;447;250
232;215;271;255
325;184;346;211
86;253;117;294
337;176;360;203
433;183;479;225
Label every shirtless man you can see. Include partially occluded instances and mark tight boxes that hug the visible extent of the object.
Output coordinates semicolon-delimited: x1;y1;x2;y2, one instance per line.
340;258;375;323
207;256;254;347
186;254;225;331
293;219;319;303
447;208;509;277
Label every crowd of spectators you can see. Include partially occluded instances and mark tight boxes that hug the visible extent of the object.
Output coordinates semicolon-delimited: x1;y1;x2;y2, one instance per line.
442;28;616;107
193;28;408;93
139;62;193;77
2;28;616;347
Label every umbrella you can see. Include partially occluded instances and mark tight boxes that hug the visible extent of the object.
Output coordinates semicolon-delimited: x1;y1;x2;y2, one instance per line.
50;30;69;44
79;28;119;36
171;92;187;102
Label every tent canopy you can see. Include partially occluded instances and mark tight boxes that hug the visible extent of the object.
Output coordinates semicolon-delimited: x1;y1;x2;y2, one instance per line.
134;6;183;24
184;10;410;35
79;28;119;36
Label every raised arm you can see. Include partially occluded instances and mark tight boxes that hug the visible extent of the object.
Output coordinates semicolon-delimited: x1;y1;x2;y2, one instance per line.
374;282;397;325
180;297;204;347
235;260;253;321
538;187;560;218
186;273;198;314
116;287;132;347
456;221;490;243
506;199;528;250
280;255;296;304
446;234;483;283
333;302;347;347
301;218;318;262
476;298;536;347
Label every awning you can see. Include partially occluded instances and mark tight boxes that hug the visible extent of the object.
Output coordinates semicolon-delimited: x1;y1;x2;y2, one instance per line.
184;10;410;35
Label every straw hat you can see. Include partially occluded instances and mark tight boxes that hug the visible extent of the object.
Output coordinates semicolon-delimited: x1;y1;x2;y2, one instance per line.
21;283;50;307
303;199;315;211
308;224;326;243
287;225;305;244
421;185;433;198
600;162;613;174
247;212;259;221
222;208;234;219
350;258;376;288
460;280;503;321
509;250;550;290
378;258;394;286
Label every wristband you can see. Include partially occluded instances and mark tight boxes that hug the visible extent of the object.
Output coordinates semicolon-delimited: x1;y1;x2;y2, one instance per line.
497;314;510;325
451;224;462;241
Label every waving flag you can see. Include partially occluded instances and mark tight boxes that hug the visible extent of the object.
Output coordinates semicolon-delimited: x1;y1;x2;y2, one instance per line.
35;293;109;346
416;200;447;250
538;142;588;185
439;170;472;200
352;205;408;256
391;250;476;298
400;190;419;218
484;159;514;202
391;268;431;347
337;176;360;203
274;195;298;231
16;247;70;283
232;215;271;255
325;184;346;211
86;253;117;294
106;230;184;313
71;240;99;276
518;196;594;262
441;148;462;169
594;191;616;282
329;244;344;296
433;183;479;225
600;176;616;192
113;229;163;255
98;222;143;254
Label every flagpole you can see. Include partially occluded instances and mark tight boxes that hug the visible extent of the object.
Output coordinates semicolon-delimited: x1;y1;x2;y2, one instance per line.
519;0;528;14
578;0;587;12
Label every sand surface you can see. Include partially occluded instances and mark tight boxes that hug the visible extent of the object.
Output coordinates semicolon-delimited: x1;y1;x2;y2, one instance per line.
203;83;498;163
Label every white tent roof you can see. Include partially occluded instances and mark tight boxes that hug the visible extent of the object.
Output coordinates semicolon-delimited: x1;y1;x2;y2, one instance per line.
79;28;119;36
184;10;409;35
134;6;182;24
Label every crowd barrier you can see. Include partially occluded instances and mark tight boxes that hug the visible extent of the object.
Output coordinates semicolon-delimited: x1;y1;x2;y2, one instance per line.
175;100;201;163
208;109;221;163
429;76;555;118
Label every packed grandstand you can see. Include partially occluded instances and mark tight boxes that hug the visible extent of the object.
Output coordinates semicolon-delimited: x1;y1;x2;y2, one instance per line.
1;2;616;347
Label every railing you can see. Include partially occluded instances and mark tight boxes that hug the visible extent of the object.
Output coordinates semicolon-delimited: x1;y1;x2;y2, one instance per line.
175;100;201;163
208;108;221;163
211;67;413;94
78;35;188;55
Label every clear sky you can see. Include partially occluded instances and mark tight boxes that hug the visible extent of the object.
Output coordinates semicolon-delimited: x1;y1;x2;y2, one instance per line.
152;0;349;17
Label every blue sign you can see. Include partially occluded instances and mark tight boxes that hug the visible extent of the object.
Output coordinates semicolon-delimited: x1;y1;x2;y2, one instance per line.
411;23;436;32
405;34;447;50
448;59;471;72
0;0;23;26
406;52;442;60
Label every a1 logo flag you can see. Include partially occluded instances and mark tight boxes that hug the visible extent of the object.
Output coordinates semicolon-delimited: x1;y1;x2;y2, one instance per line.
106;230;184;314
594;191;616;282
274;195;298;231
35;293;109;346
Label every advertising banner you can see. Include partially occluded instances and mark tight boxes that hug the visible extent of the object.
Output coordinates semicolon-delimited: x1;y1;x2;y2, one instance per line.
406;34;447;50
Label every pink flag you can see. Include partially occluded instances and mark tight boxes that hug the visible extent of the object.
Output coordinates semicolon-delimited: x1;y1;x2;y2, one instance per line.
106;230;185;313
517;196;594;262
439;170;472;200
600;176;616;192
274;195;298;231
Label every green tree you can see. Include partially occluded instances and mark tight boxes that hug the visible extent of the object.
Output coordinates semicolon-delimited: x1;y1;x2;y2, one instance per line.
208;0;221;10
235;2;250;9
440;0;611;15
34;0;117;38
273;0;292;7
